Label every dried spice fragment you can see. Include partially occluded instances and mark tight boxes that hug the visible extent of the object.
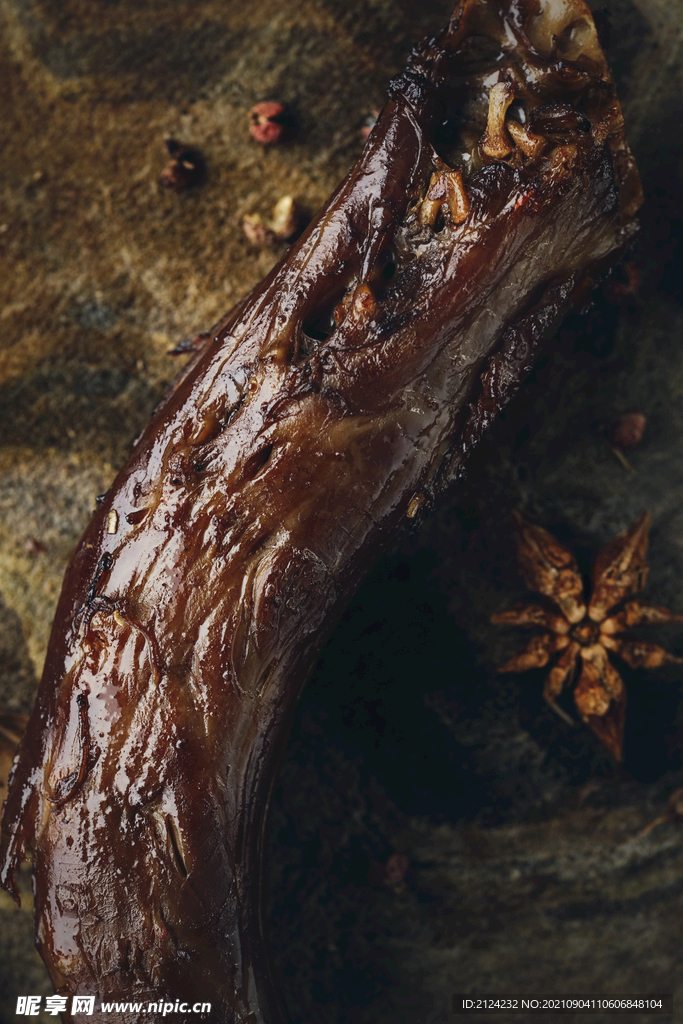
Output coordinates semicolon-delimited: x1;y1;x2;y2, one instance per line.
242;195;301;247
158;139;205;191
493;514;683;760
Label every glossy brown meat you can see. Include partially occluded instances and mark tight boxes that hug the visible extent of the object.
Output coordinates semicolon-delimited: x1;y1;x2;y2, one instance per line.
0;2;641;1021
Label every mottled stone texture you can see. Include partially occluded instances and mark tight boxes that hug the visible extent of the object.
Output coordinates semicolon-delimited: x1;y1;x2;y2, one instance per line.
1;1;683;1022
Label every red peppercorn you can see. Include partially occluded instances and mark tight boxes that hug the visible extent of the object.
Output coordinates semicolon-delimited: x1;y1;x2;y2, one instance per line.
249;102;286;145
609;410;646;450
368;852;410;887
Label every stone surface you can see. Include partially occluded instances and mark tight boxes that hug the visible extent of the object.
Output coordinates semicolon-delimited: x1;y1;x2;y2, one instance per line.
1;0;683;1022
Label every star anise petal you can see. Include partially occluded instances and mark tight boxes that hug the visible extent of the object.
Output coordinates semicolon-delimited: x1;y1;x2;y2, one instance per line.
544;640;580;702
574;644;626;760
512;512;586;624
573;660;610;715
601;599;683;634
580;643;624;698
491;602;570;634
588;512;650;623
497;632;570;673
581;693;626;764
601;634;683;670
543;641;580;726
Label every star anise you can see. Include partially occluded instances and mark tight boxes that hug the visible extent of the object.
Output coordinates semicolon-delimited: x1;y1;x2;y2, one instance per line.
492;512;683;761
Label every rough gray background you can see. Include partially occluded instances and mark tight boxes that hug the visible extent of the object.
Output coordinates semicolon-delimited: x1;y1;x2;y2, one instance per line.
1;0;683;1022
